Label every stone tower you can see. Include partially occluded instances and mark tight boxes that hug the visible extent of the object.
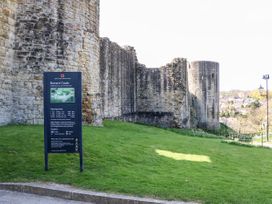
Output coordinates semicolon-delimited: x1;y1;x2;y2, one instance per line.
0;1;220;130
0;1;17;125
188;61;220;129
0;0;102;125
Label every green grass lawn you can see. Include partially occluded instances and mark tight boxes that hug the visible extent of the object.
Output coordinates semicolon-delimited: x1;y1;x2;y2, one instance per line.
1;121;272;204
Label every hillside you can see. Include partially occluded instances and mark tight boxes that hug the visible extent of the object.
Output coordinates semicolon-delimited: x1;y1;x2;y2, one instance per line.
220;90;272;134
1;121;272;203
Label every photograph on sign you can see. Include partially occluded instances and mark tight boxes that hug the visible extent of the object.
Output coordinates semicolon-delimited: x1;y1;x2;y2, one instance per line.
50;88;75;103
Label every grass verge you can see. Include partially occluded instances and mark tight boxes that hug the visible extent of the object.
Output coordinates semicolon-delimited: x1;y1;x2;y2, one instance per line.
1;120;272;204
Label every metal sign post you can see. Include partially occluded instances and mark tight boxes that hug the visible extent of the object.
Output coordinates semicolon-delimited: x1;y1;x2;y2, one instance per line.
44;72;83;172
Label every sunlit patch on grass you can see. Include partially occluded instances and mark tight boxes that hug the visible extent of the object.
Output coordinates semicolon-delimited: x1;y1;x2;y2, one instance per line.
156;149;211;163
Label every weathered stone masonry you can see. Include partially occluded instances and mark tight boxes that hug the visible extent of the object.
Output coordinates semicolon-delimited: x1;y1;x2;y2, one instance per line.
100;37;137;119
99;37;219;129
0;0;102;125
136;59;190;128
188;61;220;129
99;39;191;128
0;0;17;125
0;0;220;130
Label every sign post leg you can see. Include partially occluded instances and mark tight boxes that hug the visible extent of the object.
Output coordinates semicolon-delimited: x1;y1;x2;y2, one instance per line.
80;151;83;172
45;152;48;171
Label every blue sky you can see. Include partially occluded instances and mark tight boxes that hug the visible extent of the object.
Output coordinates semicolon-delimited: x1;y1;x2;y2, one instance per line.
100;0;272;91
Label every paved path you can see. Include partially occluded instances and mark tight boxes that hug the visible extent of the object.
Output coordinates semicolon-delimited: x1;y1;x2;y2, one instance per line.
252;141;272;148
0;183;198;204
0;190;93;204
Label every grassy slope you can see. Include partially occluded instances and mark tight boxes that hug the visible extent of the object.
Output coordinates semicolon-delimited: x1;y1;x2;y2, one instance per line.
0;121;272;204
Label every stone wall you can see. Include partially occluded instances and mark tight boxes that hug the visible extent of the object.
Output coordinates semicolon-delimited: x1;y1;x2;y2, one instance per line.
99;40;192;129
11;0;101;125
0;0;17;125
100;37;137;118
136;59;190;128
0;0;220;130
188;61;220;129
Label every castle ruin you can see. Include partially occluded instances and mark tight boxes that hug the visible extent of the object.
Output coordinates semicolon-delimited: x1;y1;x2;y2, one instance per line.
0;0;219;130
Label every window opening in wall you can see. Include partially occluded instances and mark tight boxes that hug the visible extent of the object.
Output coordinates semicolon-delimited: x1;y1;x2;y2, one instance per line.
212;100;215;119
208;75;211;90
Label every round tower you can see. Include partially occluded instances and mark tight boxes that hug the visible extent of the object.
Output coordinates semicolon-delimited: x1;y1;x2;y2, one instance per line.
0;0;17;125
12;0;101;125
188;61;220;130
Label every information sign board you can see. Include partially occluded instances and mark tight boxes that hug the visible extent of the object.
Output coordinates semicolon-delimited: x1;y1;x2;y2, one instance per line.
44;72;83;171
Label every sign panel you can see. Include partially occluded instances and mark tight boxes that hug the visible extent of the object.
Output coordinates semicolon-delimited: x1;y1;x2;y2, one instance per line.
44;72;83;171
